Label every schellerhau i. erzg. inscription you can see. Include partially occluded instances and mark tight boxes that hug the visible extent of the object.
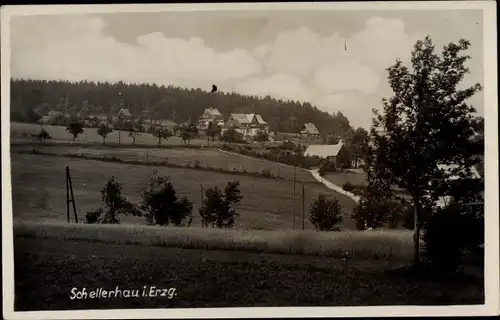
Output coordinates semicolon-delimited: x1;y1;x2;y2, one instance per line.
69;286;177;300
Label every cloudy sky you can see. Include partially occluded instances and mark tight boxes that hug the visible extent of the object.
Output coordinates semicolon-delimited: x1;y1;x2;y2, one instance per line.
10;9;484;129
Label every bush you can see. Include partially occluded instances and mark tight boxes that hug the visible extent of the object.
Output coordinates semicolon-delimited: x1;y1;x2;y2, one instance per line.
99;177;141;224
86;208;103;224
422;204;483;276
199;181;243;228
141;174;193;226
351;185;394;230
309;195;343;231
342;181;354;192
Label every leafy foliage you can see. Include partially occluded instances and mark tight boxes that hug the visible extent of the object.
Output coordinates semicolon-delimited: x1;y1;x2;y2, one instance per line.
181;124;199;146
99;177;141;224
342;127;369;169
35;129;52;145
141;174;193;226
199;181;243;228
205;121;220;146
66;122;84;140
423;203;484;276
221;127;244;143
127;124;142;144
351;185;395;230
152;127;172;145
364;36;483;265
97;124;113;145
254;129;270;142
309;195;343;231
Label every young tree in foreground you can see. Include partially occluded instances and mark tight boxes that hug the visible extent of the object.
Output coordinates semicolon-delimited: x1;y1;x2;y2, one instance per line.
364;36;482;267
66;122;84;140
205;121;220;147
99;177;141;224
97;124;113;145
309;195;343;231
141;174;193;226
152;127;172;146
199;181;243;228
36;129;52;145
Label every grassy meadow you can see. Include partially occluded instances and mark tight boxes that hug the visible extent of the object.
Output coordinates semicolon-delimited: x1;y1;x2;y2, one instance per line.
10;122;209;146
10;152;358;230
14;230;483;310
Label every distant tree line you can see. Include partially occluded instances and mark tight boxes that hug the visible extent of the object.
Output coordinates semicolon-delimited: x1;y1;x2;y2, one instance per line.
10;79;353;138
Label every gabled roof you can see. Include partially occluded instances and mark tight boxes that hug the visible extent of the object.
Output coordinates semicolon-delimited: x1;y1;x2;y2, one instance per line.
300;122;320;135
230;113;254;124
118;108;131;117
230;113;267;125
255;114;267;125
304;143;344;158
204;107;222;117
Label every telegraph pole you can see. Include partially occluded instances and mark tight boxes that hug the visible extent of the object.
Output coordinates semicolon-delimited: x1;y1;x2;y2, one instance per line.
302;182;305;230
292;166;296;230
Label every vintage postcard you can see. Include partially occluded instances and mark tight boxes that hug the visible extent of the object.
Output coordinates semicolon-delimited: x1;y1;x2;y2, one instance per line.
1;2;498;319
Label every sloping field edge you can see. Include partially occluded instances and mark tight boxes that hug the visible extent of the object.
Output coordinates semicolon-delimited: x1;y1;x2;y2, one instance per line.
13;220;413;261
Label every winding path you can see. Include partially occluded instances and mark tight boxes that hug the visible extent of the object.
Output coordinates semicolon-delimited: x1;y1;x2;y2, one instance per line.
217;148;360;203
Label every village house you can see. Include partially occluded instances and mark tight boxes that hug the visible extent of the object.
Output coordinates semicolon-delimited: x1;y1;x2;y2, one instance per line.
303;142;348;166
117;108;132;119
197;107;225;130
300;122;321;140
224;113;269;138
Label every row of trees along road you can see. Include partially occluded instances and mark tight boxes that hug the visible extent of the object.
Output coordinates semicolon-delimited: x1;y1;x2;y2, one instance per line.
364;36;484;268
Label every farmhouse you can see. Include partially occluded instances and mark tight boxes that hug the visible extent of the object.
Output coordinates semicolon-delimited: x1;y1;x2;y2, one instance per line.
224;113;269;138
117;108;132;119
197;107;225;130
300;123;321;139
304;142;346;161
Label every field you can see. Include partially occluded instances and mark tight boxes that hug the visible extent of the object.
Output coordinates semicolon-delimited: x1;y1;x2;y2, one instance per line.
11;143;316;182
10;122;209;146
13;223;484;310
10;152;357;230
324;171;368;187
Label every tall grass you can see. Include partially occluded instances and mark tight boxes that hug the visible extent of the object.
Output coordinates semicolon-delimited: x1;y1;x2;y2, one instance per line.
14;221;413;261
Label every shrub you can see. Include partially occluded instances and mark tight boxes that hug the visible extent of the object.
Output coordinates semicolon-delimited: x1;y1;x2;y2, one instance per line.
199;181;243;228
99;177;141;224
193;160;201;168
86;208;103;224
342;181;355;192
422;204;483;276
141;174;193;226
351;185;393;230
309;195;343;231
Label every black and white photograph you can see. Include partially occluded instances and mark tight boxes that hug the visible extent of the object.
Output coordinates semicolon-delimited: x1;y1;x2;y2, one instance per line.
1;2;499;319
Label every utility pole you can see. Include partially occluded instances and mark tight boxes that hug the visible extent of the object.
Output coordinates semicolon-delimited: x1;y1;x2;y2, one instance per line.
302;182;305;230
292;166;296;230
66;166;78;223
200;184;204;227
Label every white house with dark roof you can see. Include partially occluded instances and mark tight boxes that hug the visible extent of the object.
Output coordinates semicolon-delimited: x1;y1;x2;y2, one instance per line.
117;108;132;119
197;107;225;130
303;142;345;160
224;113;269;138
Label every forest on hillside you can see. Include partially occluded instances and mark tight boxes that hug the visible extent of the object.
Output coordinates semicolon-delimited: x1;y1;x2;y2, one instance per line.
10;79;353;137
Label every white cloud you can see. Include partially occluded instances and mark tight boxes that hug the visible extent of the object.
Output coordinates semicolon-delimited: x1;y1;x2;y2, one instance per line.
10;14;433;129
312;60;380;94
11;16;262;89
